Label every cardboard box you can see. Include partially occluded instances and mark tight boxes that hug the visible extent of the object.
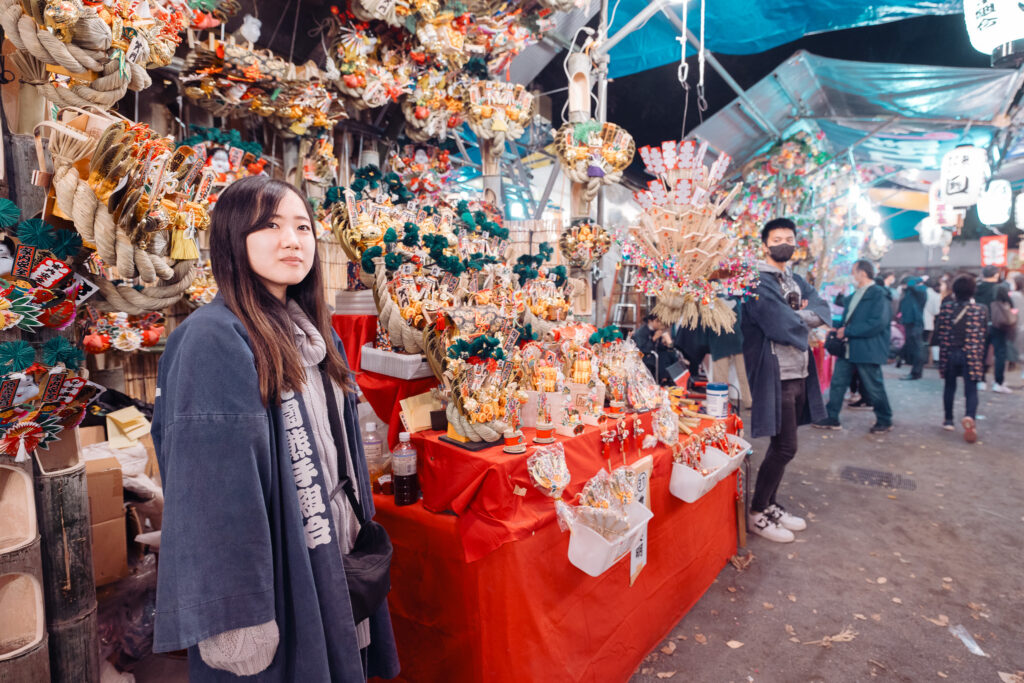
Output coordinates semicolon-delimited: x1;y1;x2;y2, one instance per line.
78;425;107;448
85;457;124;525
91;516;128;587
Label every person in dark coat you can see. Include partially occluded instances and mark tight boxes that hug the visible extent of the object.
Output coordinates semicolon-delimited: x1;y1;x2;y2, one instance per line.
152;177;400;681
632;313;678;385
741;218;830;544
814;260;893;433
975;265;1012;393
897;275;929;380
934;273;988;443
708;296;750;410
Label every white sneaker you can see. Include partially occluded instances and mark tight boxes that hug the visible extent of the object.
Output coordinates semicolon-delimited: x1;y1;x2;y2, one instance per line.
766;504;807;531
992;383;1013;394
748;510;795;543
978;382;987;391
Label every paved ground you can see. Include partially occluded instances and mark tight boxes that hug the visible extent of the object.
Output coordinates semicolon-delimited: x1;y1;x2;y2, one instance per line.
630;365;1024;683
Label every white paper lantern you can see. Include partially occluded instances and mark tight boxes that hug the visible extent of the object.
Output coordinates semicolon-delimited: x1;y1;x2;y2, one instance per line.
939;145;990;208
977;179;1013;225
928;182;963;227
917;215;945;247
963;0;1024;54
1015;192;1024;228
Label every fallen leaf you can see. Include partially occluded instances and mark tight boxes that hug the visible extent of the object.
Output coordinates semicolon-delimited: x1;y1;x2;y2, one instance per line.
854;614;867;621
710;610;719;616
787;553;796;560
872;614;882;622
729;552;755;572
726;640;744;649
877;577;888;584
785;624;796;636
694;634;707;645
997;672;1024;683
787;594;797;602
789;637;801;643
656;672;677;680
803;625;858;648
869;660;887;671
660;642;677;655
937;673;948;679
675;635;688;641
727;587;737;593
641;668;654;675
892;597;903;604
942;577;953;583
924;615;950;627
763;602;775;610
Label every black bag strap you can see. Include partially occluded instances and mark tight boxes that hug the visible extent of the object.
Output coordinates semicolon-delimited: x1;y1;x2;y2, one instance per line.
320;365;367;528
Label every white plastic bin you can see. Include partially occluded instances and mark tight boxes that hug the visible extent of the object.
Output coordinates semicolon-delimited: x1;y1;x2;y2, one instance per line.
567;502;654;578
725;434;753;465
669;447;730;503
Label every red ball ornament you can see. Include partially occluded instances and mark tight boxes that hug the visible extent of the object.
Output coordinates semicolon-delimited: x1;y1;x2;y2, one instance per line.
141;327;164;348
414;105;429;120
83;333;111;354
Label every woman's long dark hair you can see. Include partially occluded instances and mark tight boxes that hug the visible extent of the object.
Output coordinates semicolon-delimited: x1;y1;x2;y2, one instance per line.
210;175;353;405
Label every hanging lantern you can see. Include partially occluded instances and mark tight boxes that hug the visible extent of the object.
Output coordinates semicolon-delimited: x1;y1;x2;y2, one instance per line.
916;215;945;247
977;179;1013;225
928;183;964;227
963;0;1024;55
939;145;989;208
1014;192;1024;228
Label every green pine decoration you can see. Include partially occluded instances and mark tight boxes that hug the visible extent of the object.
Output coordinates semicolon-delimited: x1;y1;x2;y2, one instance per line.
0;199;20;228
42;337;84;369
50;230;83;261
0;340;36;373
16;219;57;251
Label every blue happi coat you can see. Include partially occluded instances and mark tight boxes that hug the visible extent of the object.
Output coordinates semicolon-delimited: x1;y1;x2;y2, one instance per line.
152;296;400;682
741;267;830;439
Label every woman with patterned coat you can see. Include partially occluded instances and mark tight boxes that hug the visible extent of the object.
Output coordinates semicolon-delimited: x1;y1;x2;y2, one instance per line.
934;274;988;443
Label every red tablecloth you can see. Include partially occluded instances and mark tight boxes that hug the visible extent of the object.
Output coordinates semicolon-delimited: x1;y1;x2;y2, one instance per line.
332;314;439;448
411;413;740;562
357;370;438;448
332;314;377;372
374;467;738;683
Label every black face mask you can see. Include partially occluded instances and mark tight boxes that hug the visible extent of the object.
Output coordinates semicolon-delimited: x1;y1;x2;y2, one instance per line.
767;244;795;263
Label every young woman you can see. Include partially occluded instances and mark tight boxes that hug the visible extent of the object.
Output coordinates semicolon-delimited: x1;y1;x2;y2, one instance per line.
151;176;399;680
933;274;988;444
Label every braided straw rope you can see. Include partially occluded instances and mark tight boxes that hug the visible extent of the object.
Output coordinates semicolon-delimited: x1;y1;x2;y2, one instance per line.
1;0;151;109
37;122;196;313
372;257;424;353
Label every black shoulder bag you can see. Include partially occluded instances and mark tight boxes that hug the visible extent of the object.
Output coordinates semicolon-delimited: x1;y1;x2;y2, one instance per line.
320;366;393;623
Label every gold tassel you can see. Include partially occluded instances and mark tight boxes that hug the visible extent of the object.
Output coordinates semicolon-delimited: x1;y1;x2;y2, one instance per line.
170;227;200;261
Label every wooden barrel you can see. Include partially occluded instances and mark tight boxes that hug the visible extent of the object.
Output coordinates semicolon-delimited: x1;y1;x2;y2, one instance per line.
34;430;100;683
45;607;99;683
0;538;50;683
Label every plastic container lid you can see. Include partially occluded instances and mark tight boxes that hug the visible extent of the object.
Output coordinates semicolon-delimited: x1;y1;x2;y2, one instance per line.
366;422;377;432
399;432;411;442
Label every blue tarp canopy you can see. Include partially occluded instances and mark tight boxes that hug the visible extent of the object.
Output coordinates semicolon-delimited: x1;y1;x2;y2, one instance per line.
686;52;1024;174
606;0;963;79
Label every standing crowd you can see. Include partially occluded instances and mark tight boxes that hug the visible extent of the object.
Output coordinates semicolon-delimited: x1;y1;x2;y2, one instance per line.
631;218;1020;544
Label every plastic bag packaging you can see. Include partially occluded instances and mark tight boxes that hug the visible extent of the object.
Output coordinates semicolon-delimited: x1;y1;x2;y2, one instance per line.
527;444;571;497
96;554;158;665
652;392;680;446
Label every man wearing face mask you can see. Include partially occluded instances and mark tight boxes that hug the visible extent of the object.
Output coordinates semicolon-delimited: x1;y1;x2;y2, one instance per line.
741;218;831;543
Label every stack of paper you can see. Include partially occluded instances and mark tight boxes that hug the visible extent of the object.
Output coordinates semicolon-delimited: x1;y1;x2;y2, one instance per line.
106;406;151;449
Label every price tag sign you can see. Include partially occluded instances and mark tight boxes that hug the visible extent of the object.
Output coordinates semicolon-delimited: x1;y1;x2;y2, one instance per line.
629;455;654;586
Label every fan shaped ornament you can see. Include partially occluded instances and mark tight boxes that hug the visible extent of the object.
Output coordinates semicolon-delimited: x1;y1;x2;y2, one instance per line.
624;140;757;332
